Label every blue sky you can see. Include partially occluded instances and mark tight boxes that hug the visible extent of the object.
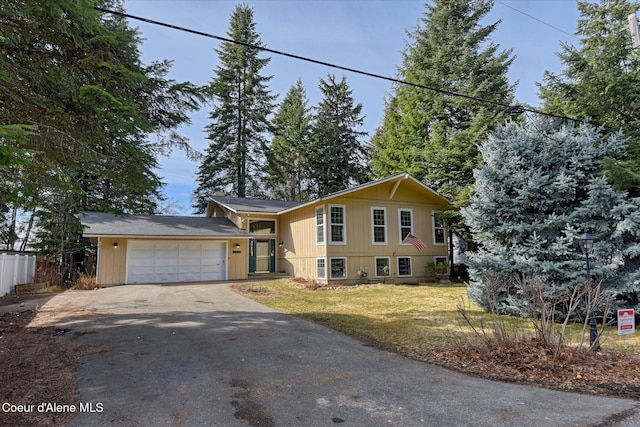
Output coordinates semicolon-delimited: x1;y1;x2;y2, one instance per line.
122;0;581;214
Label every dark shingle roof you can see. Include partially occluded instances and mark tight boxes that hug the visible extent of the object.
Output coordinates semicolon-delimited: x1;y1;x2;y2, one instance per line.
80;212;248;238
210;196;304;214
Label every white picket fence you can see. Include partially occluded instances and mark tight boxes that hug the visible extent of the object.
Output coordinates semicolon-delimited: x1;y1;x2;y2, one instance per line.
0;253;36;297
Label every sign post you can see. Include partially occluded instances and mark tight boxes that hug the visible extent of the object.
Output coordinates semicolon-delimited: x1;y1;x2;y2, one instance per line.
617;309;636;335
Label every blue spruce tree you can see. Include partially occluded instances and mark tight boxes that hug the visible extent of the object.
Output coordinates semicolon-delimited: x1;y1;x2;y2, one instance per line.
462;119;640;316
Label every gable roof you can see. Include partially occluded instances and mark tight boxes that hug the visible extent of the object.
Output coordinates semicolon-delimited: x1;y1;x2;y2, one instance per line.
80;212;248;238
209;196;304;214
278;172;450;214
207;173;449;217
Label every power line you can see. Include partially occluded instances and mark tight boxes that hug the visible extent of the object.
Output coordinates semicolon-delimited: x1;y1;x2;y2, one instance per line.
94;6;577;123
496;1;577;39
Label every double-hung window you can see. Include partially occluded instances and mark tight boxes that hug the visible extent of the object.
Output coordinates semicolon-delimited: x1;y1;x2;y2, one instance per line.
316;207;325;245
399;208;413;242
371;207;387;244
330;257;347;279
316;258;326;279
375;257;390;278
329;204;346;244
398;257;412;277
433;213;446;245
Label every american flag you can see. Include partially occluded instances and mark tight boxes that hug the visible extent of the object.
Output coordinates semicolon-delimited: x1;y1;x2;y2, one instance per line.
403;234;426;250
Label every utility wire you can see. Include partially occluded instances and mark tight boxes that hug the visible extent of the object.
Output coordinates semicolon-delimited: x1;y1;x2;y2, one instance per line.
95;6;578;123
496;1;577;39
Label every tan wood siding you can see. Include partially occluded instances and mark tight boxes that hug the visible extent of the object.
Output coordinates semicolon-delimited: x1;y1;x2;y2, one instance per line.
278;204;324;278
278;183;448;283
227;239;248;280
97;237;127;285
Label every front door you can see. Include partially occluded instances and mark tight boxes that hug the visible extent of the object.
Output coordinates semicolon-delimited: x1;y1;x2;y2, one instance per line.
249;239;276;273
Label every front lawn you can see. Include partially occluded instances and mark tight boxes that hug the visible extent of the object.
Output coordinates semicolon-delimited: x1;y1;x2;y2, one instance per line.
234;279;640;399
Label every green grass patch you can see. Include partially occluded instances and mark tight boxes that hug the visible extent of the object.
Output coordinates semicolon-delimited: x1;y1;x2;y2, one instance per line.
235;279;640;354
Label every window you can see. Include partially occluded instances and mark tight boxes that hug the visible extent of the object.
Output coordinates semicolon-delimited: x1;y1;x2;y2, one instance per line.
433;213;446;245
316;258;326;279
399;209;413;242
375;257;390;278
316;207;325;245
397;257;412;277
371;207;387;244
249;220;275;234
330;257;347;279
434;256;448;266
329;205;346;244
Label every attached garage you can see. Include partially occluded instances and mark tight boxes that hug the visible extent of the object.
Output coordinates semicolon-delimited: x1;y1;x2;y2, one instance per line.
127;240;227;284
80;212;249;285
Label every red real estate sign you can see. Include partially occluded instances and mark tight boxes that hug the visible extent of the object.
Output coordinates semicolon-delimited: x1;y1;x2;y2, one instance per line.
617;309;636;335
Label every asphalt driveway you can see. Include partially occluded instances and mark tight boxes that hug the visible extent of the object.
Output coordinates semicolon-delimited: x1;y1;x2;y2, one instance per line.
38;283;639;426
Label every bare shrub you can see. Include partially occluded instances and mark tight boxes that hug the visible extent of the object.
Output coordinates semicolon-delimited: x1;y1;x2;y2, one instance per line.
458;273;614;362
514;275;585;360
34;260;60;286
73;273;98;290
577;280;612;352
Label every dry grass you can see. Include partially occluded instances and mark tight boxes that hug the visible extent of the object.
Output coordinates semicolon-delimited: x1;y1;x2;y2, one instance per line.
72;274;99;291
235;279;640;353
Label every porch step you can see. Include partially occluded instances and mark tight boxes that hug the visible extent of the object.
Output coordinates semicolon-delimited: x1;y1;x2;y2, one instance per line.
248;272;291;280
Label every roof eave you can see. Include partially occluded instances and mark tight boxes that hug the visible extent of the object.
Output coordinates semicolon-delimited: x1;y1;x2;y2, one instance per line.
278;172;450;214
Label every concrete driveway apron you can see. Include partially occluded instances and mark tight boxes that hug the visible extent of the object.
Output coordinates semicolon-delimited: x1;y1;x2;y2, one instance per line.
39;283;639;427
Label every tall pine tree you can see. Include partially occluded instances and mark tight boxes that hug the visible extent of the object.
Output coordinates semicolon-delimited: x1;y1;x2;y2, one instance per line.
1;0;203;278
307;74;368;197
462;119;640;316
265;79;312;201
193;4;274;211
370;0;515;211
538;0;640;197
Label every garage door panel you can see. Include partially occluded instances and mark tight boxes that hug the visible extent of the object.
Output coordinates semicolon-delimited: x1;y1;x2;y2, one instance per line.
126;240;227;284
179;272;202;282
156;273;178;283
179;258;201;267
155;265;178;274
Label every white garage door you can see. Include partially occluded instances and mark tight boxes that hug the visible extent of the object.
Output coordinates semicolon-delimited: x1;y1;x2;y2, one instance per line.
126;240;226;284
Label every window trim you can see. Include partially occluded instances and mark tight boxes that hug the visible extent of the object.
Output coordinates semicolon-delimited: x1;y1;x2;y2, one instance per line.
434;256;448;265
329;257;347;279
316;206;325;245
397;256;412;277
249;219;277;235
374;256;391;278
398;208;414;244
432;212;446;246
316;257;327;280
329;204;347;245
371;207;388;245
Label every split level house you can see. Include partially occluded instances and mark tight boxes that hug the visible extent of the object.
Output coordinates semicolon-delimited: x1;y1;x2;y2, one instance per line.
81;173;450;286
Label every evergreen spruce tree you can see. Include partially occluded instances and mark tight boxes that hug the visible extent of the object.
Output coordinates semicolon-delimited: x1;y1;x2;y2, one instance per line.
265;79;312;201
539;0;640;197
462;119;640;316
193;4;275;211
308;74;368;197
370;0;515;212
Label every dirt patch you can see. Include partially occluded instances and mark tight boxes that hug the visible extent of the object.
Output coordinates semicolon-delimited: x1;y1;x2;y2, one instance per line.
390;337;640;400
0;293;107;427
